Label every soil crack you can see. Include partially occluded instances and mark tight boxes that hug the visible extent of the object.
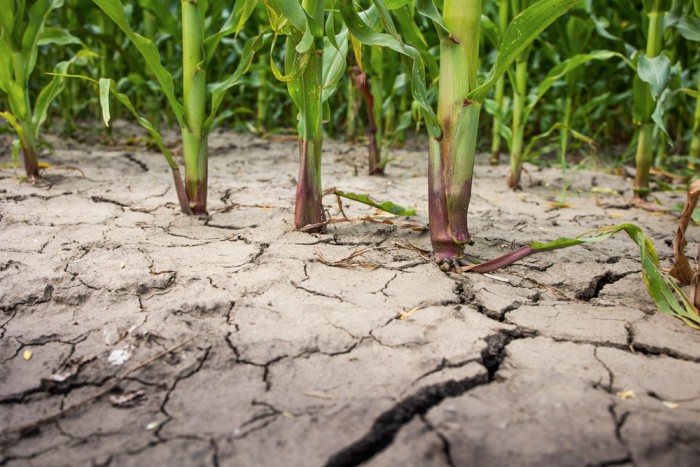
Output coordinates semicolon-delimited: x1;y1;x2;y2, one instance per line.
322;330;518;467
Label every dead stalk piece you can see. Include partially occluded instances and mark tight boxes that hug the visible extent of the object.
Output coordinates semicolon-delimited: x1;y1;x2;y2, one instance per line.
670;180;700;309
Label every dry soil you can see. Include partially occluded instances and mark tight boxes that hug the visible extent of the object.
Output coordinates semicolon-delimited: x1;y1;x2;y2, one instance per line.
1;126;699;466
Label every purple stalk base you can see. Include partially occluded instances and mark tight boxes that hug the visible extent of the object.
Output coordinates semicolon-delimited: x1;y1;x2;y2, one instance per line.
171;168;194;216
428;139;474;263
465;245;534;273
19;136;39;179
507;170;521;191
295;140;326;233
351;67;382;176
185;173;208;216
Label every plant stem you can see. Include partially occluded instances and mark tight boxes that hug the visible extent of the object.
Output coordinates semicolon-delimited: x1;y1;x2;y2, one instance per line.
429;0;482;262
689;74;700;170
490;0;508;165
559;94;573;174
181;0;208;215
294;0;325;231
256;53;267;134
345;70;357;142
17;121;39;179
508;55;527;189
352;67;382;175
633;0;666;199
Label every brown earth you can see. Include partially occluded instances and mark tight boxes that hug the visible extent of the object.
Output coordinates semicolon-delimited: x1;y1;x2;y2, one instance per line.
1;126;699;466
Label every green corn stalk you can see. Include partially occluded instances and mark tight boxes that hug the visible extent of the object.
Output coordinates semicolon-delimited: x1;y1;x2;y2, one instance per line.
265;0;349;231
0;0;87;179
88;0;262;215
429;0;578;262
489;0;508;165
690;73;700;168
338;0;578;262
632;0;671;200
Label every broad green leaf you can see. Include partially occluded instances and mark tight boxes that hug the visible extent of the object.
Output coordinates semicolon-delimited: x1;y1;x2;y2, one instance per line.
233;0;259;36
416;0;450;39
37;27;82;46
467;0;579;103
22;0;64;78
322;27;349;103
99;78;111;126
93;0;184;128
0;0;14;35
266;0;320;53
204;32;266;132
334;190;417;216
676;15;700;42
32;50;96;134
651;88;673;140
338;0;440;138
637;53;671;100
480;15;501;49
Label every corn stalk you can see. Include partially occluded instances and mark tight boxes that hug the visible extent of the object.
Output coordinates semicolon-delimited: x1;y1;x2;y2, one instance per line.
90;0;262;215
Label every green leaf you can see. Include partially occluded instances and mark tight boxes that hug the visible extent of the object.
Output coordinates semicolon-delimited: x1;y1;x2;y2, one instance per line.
204;32;266;132
338;0;440;139
637;53;671;100
21;0;65;78
99;78;111;126
93;0;184;128
32;50;96;134
675;14;700;42
521;50;624;123
37;27;83;46
467;0;579;103
416;0;450;39
233;0;259;36
334;190;417;216
480;15;501;49
322;27;348;103
467;223;700;330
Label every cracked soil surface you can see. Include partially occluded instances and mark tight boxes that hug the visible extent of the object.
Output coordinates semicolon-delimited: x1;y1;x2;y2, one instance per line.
1;126;699;466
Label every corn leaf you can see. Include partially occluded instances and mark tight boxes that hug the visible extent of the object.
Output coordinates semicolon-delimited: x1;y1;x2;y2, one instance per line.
322;26;348;103
337;0;440;139
465;224;700;330
93;0;184;128
37;27;82;46
334;190;417;216
675;14;700;42
637;53;672;100
521;50;625;123
204;32;266;132
415;0;449;39
32;50;95;134
467;0;579;103
22;0;65;78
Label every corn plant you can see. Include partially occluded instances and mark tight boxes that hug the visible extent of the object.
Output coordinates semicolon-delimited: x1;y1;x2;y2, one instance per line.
0;0;88;179
632;0;672;201
263;0;349;231
335;0;578;262
86;0;262;215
